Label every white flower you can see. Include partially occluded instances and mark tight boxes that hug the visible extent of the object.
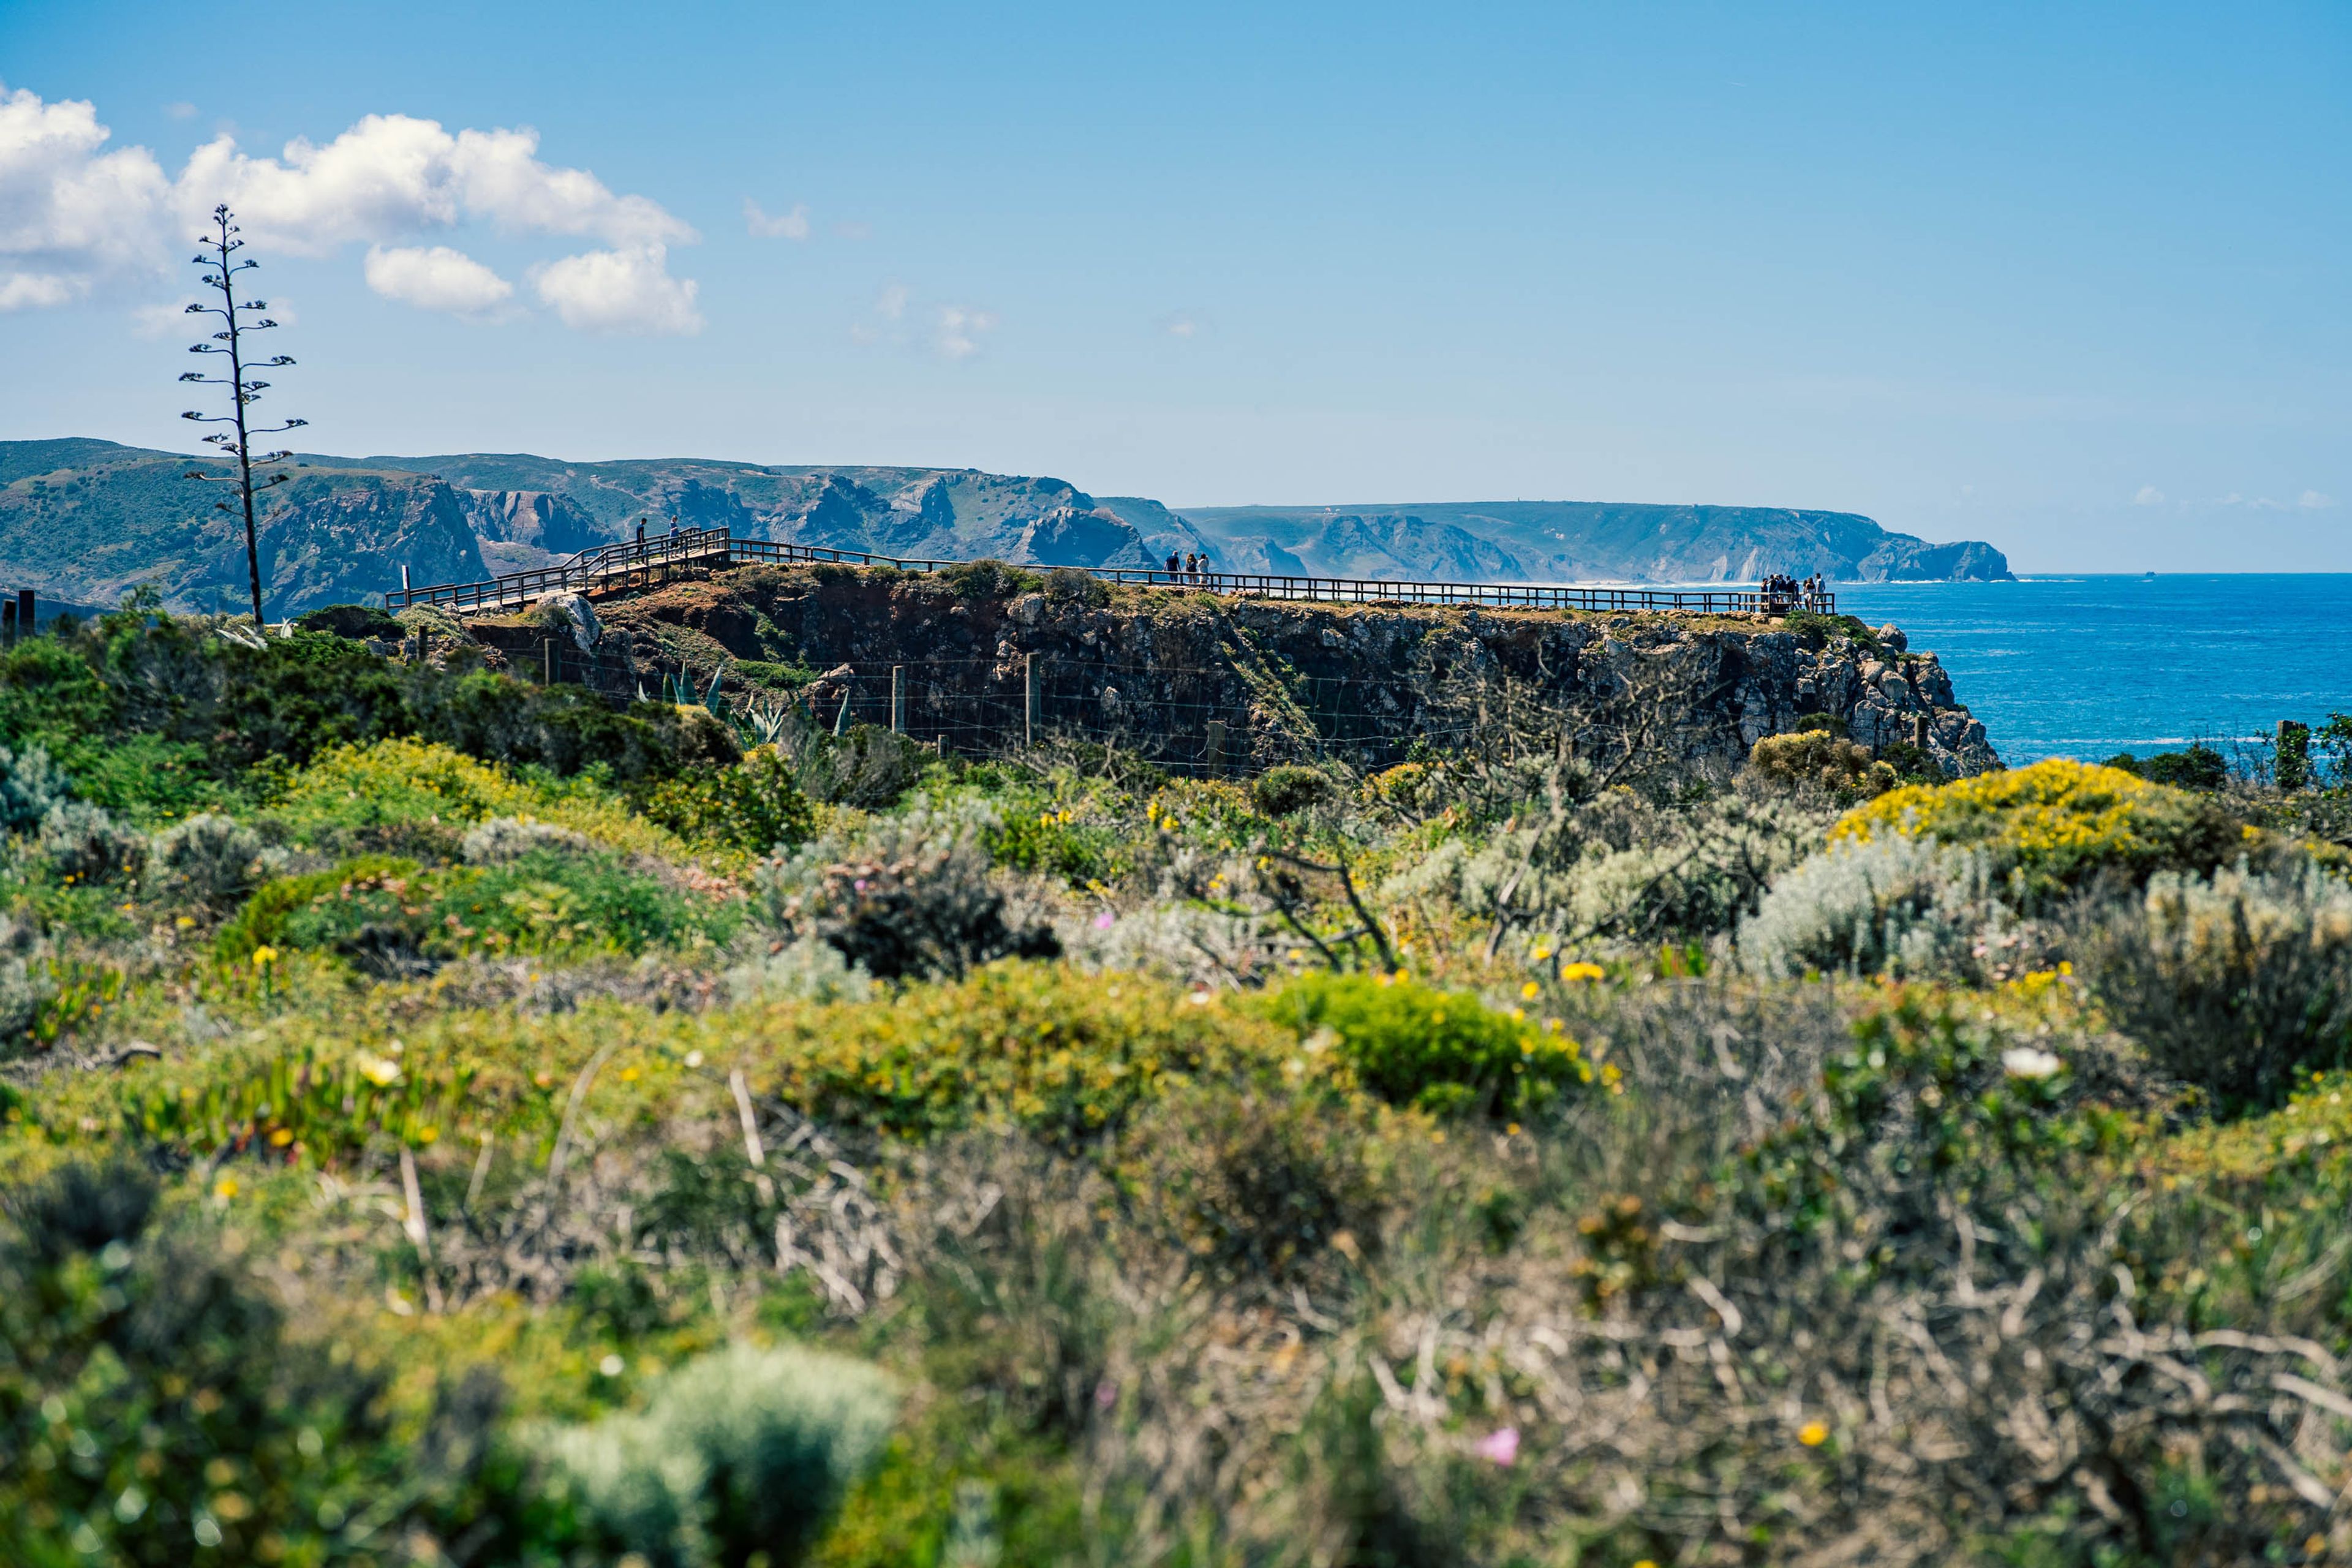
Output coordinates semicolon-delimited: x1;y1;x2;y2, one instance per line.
2000;1046;2063;1079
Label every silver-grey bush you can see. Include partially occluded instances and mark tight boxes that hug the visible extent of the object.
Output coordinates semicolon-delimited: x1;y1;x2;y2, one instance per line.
532;1343;895;1568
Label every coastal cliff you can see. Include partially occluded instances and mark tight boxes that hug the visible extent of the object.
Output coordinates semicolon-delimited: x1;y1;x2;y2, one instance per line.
497;562;1999;778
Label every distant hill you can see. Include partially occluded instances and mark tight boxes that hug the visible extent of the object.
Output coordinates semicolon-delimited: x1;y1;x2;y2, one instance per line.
1177;501;2012;584
0;439;2007;616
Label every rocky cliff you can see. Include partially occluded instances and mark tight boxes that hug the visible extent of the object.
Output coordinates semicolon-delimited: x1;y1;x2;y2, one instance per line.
561;562;1997;778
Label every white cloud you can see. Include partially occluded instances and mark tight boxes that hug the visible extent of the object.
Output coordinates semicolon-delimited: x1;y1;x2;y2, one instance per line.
364;243;513;315
875;282;909;321
176;114;693;255
0;85;172;308
744;198;809;239
2300;490;2335;510
0;85;698;331
933;303;997;360
2133;485;2164;506
164;102;197;121
1159;309;1205;339
530;244;701;334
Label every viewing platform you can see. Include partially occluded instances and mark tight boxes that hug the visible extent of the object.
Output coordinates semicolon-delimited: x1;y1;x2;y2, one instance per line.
381;527;1836;619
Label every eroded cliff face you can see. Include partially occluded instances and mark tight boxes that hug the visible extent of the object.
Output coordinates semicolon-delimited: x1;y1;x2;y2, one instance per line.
565;564;1999;777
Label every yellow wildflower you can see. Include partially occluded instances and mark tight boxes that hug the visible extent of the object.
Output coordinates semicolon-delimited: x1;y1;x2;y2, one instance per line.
251;944;280;968
1798;1420;1829;1447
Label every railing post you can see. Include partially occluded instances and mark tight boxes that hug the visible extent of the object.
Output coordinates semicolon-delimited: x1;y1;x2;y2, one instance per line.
891;665;905;734
16;590;31;638
1023;654;1039;747
541;638;554;683
1205;718;1226;775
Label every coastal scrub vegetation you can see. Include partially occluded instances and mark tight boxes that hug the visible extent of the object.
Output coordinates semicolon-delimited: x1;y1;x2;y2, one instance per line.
6;601;2352;1564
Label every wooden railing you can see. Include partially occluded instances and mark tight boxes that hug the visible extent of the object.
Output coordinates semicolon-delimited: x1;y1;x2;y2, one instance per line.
384;528;1834;618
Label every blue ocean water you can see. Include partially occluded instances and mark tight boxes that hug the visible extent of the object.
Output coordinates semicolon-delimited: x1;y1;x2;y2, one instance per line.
1825;575;2352;766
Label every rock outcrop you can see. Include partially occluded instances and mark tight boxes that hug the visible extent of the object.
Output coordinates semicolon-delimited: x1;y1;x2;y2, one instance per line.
584;562;2000;778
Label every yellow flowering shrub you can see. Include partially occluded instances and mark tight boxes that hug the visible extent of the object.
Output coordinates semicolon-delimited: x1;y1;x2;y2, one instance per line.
1829;758;2237;905
742;963;1290;1149
265;738;691;859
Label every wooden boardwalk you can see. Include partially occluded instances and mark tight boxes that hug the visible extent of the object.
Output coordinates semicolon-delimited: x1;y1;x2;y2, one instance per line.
382;527;1834;619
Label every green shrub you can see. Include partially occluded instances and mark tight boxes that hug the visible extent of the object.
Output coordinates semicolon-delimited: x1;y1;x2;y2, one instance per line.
2079;859;2352;1111
752;965;1283;1147
1749;731;1895;802
1125;1083;1390;1283
1254;971;1589;1117
264;738;689;861
1781;610;1878;649
938;559;1041;600
1250;764;1336;818
216;854;423;962
0;1163;424;1566
1042;565;1109;609
409;669;732;785
984;803;1118;884
530;1343;895;1568
274;848;722;965
294;602;405;641
2102;745;2229;791
643;747;816;856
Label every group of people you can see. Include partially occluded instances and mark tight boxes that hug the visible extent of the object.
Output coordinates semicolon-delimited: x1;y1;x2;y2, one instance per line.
1761;572;1827;609
1161;551;1216;584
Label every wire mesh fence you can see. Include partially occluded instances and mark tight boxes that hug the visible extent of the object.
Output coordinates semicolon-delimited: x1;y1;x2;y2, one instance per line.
519;646;1494;778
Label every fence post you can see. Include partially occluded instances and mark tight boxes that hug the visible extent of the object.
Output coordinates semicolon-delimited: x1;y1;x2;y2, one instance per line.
1;598;12;645
1024;654;1039;748
16;590;31;638
541;638;554;683
891;665;905;734
1205;718;1226;775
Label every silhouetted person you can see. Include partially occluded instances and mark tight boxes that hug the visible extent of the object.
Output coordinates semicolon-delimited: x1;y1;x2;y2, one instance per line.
636;518;646;548
1166;551;1180;581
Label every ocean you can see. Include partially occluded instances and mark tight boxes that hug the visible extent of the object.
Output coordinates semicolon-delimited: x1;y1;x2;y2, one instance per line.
1826;575;2352;766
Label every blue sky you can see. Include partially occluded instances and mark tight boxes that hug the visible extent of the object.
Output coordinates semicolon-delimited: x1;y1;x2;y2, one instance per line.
2;0;2345;571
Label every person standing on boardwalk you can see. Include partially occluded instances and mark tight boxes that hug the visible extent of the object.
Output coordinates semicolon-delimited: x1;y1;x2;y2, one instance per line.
636;518;646;548
1166;550;1180;582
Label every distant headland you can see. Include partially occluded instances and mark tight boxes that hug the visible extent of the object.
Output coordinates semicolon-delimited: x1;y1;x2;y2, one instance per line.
0;438;2010;616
